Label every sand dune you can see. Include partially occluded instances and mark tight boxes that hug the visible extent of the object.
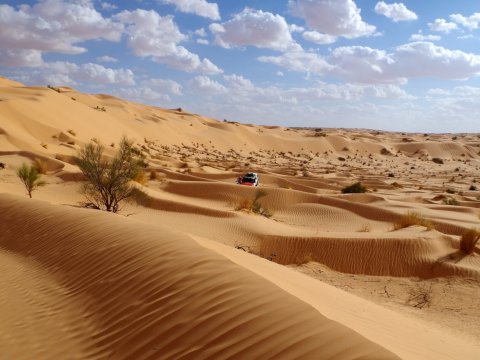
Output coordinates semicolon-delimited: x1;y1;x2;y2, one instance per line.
1;77;480;359
0;194;398;360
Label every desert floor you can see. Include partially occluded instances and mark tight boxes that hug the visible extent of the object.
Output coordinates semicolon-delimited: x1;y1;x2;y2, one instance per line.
1;77;479;359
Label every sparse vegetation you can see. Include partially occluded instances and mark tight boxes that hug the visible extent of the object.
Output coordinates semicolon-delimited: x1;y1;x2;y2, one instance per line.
341;181;367;194
67;129;76;136
149;169;158;180
357;224;371;232
16;163;46;198
432;158;444;164
393;211;434;230
407;283;433;309
469;185;477;191
77;137;146;213
460;228;480;254
442;197;459;206
33;158;48;174
235;189;273;218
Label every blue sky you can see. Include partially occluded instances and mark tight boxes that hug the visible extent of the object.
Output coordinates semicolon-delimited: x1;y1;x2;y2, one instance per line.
1;0;480;132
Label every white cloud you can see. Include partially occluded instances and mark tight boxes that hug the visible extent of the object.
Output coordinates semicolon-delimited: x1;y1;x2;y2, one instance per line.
409;32;441;42
210;8;296;51
115;9;221;74
116;87;172;103
0;0;123;61
96;55;118;63
13;61;135;86
143;78;183;95
450;13;480;31
393;42;480;80
196;38;209;45
194;28;207;37
266;42;480;84
329;46;401;84
302;31;337;45
188;75;227;94
101;2;117;11
161;0;220;20
374;2;417;22
259;49;332;75
428;19;458;33
288;0;376;38
0;49;43;67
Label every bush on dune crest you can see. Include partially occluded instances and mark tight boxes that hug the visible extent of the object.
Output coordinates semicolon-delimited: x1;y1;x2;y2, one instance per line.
77;137;146;213
236;189;273;218
393;211;434;231
341;181;367;194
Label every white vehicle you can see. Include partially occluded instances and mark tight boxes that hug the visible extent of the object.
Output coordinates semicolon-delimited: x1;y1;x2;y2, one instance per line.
237;172;259;186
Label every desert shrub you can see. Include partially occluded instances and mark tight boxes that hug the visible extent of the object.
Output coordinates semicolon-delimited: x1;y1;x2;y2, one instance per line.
235;189;273;218
338;157;346;161
357;224;371;232
341;181;367;194
133;170;147;185
32;157;48;174
442;197;459;206
407;283;433;309
67;129;76;136
432;158;444;164
16;163;46;198
381;148;392;156
460;229;480;254
149;169;158;180
393;211;434;230
77;137;146;213
41;142;48;149
446;188;456;194
469;185;477;191
0;162;5;169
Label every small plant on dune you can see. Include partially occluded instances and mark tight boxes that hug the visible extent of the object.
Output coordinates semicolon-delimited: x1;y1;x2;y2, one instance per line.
469;185;477;191
442;197;459;206
393;211;434;230
77;137;146;213
133;170;147;185
407;283;433;309
33;158;48;174
460;228;480;254
16;163;46;198
357;224;371;232
235;189;273;218
41;142;48;149
432;158;444;164
67;129;76;136
341;181;367;194
149;169;158;180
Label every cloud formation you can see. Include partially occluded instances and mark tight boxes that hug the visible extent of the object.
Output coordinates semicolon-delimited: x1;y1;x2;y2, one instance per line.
210;8;296;51
288;0;376;38
116;9;221;74
161;0;220;20
428;19;458;33
374;2;417;22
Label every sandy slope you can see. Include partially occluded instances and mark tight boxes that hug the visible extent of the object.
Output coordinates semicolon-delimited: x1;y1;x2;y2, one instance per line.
0;194;398;360
1;77;480;359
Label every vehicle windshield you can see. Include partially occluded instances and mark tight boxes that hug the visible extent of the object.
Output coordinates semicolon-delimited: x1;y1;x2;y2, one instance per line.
243;177;255;183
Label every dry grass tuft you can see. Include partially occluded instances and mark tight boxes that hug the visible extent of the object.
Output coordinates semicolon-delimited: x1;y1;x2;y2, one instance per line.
357;224;371;232
393;211;434;230
460;228;480;254
133;170;147;185
149;169;158;180
33;158;48;174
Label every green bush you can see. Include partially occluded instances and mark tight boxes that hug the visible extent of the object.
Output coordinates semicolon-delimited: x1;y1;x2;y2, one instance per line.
16;163;46;198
